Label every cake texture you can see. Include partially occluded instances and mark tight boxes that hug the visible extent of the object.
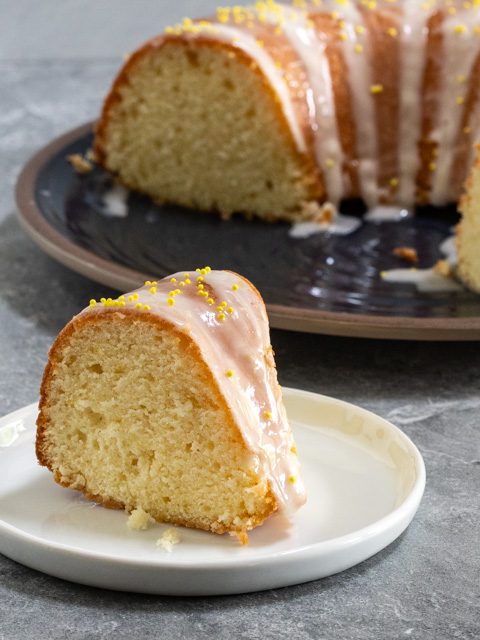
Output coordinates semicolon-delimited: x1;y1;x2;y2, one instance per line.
36;269;306;541
94;0;480;220
458;146;480;293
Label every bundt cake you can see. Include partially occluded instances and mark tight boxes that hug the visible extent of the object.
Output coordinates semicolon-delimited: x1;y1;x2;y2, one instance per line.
36;269;306;541
94;0;480;221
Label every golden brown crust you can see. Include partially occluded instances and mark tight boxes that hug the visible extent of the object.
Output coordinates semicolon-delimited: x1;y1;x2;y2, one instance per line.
360;6;401;200
36;280;279;536
416;10;444;204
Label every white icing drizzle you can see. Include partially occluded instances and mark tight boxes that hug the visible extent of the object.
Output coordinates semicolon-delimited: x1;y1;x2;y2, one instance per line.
381;267;463;293
209;23;307;154
281;6;344;204
430;7;480;205
101;183;129;218
289;213;361;238
338;3;379;207
83;271;307;517
398;0;429;206
364;205;413;223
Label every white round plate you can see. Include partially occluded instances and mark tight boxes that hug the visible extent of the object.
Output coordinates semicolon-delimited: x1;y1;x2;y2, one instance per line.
0;388;425;596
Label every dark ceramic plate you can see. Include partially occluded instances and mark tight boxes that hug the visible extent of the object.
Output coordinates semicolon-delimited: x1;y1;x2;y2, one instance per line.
15;122;480;340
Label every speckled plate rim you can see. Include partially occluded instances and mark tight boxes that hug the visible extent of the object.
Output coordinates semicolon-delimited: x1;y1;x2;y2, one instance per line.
0;388;426;595
15;121;480;340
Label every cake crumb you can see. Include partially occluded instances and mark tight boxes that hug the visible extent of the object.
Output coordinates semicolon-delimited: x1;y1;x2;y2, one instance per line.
300;200;336;224
127;507;155;530
156;528;181;551
392;246;419;264
229;530;249;545
67;153;93;174
434;259;454;278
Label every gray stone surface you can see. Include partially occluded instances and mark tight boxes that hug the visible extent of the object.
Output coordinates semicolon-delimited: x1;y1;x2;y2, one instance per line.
0;8;479;639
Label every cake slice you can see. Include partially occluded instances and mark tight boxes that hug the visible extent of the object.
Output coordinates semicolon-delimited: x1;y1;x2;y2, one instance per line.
36;269;306;541
458;146;480;293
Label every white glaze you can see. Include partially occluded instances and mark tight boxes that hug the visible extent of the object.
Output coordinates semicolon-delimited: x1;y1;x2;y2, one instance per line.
364;205;413;223
84;271;306;517
289;213;361;238
281;7;344;204
381;267;463;293
101;183;129;218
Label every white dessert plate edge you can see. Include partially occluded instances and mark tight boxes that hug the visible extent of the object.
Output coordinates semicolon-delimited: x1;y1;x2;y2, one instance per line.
0;388;425;596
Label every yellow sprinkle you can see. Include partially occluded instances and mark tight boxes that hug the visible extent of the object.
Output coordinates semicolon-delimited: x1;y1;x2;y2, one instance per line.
290;446;297;455
456;96;465;105
150;287;156;294
231;284;239;291
167;298;175;306
135;303;143;309
221;301;228;307
453;25;466;35
288;475;296;484
217;306;224;311
118;295;125;301
227;306;234;314
207;298;215;305
429;162;437;172
170;277;177;283
339;31;348;41
179;281;186;287
370;84;384;94
458;74;466;84
175;289;181;294
133;293;139;300
264;411;272;419
448;6;457;14
200;268;207;275
464;126;471;134
387;27;398;37
127;295;134;302
218;313;226;321
183;273;189;278
325;158;335;169
355;24;365;35
195;268;201;272
205;266;212;273
226;369;234;377
145;280;151;286
89;299;96;307
100;297;106;303
475;25;480;35
354;43;364;53
197;276;204;283
390;177;399;187
143;305;151;311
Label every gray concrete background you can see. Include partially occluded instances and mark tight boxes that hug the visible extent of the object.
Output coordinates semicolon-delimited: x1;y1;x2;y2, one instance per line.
0;3;479;639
